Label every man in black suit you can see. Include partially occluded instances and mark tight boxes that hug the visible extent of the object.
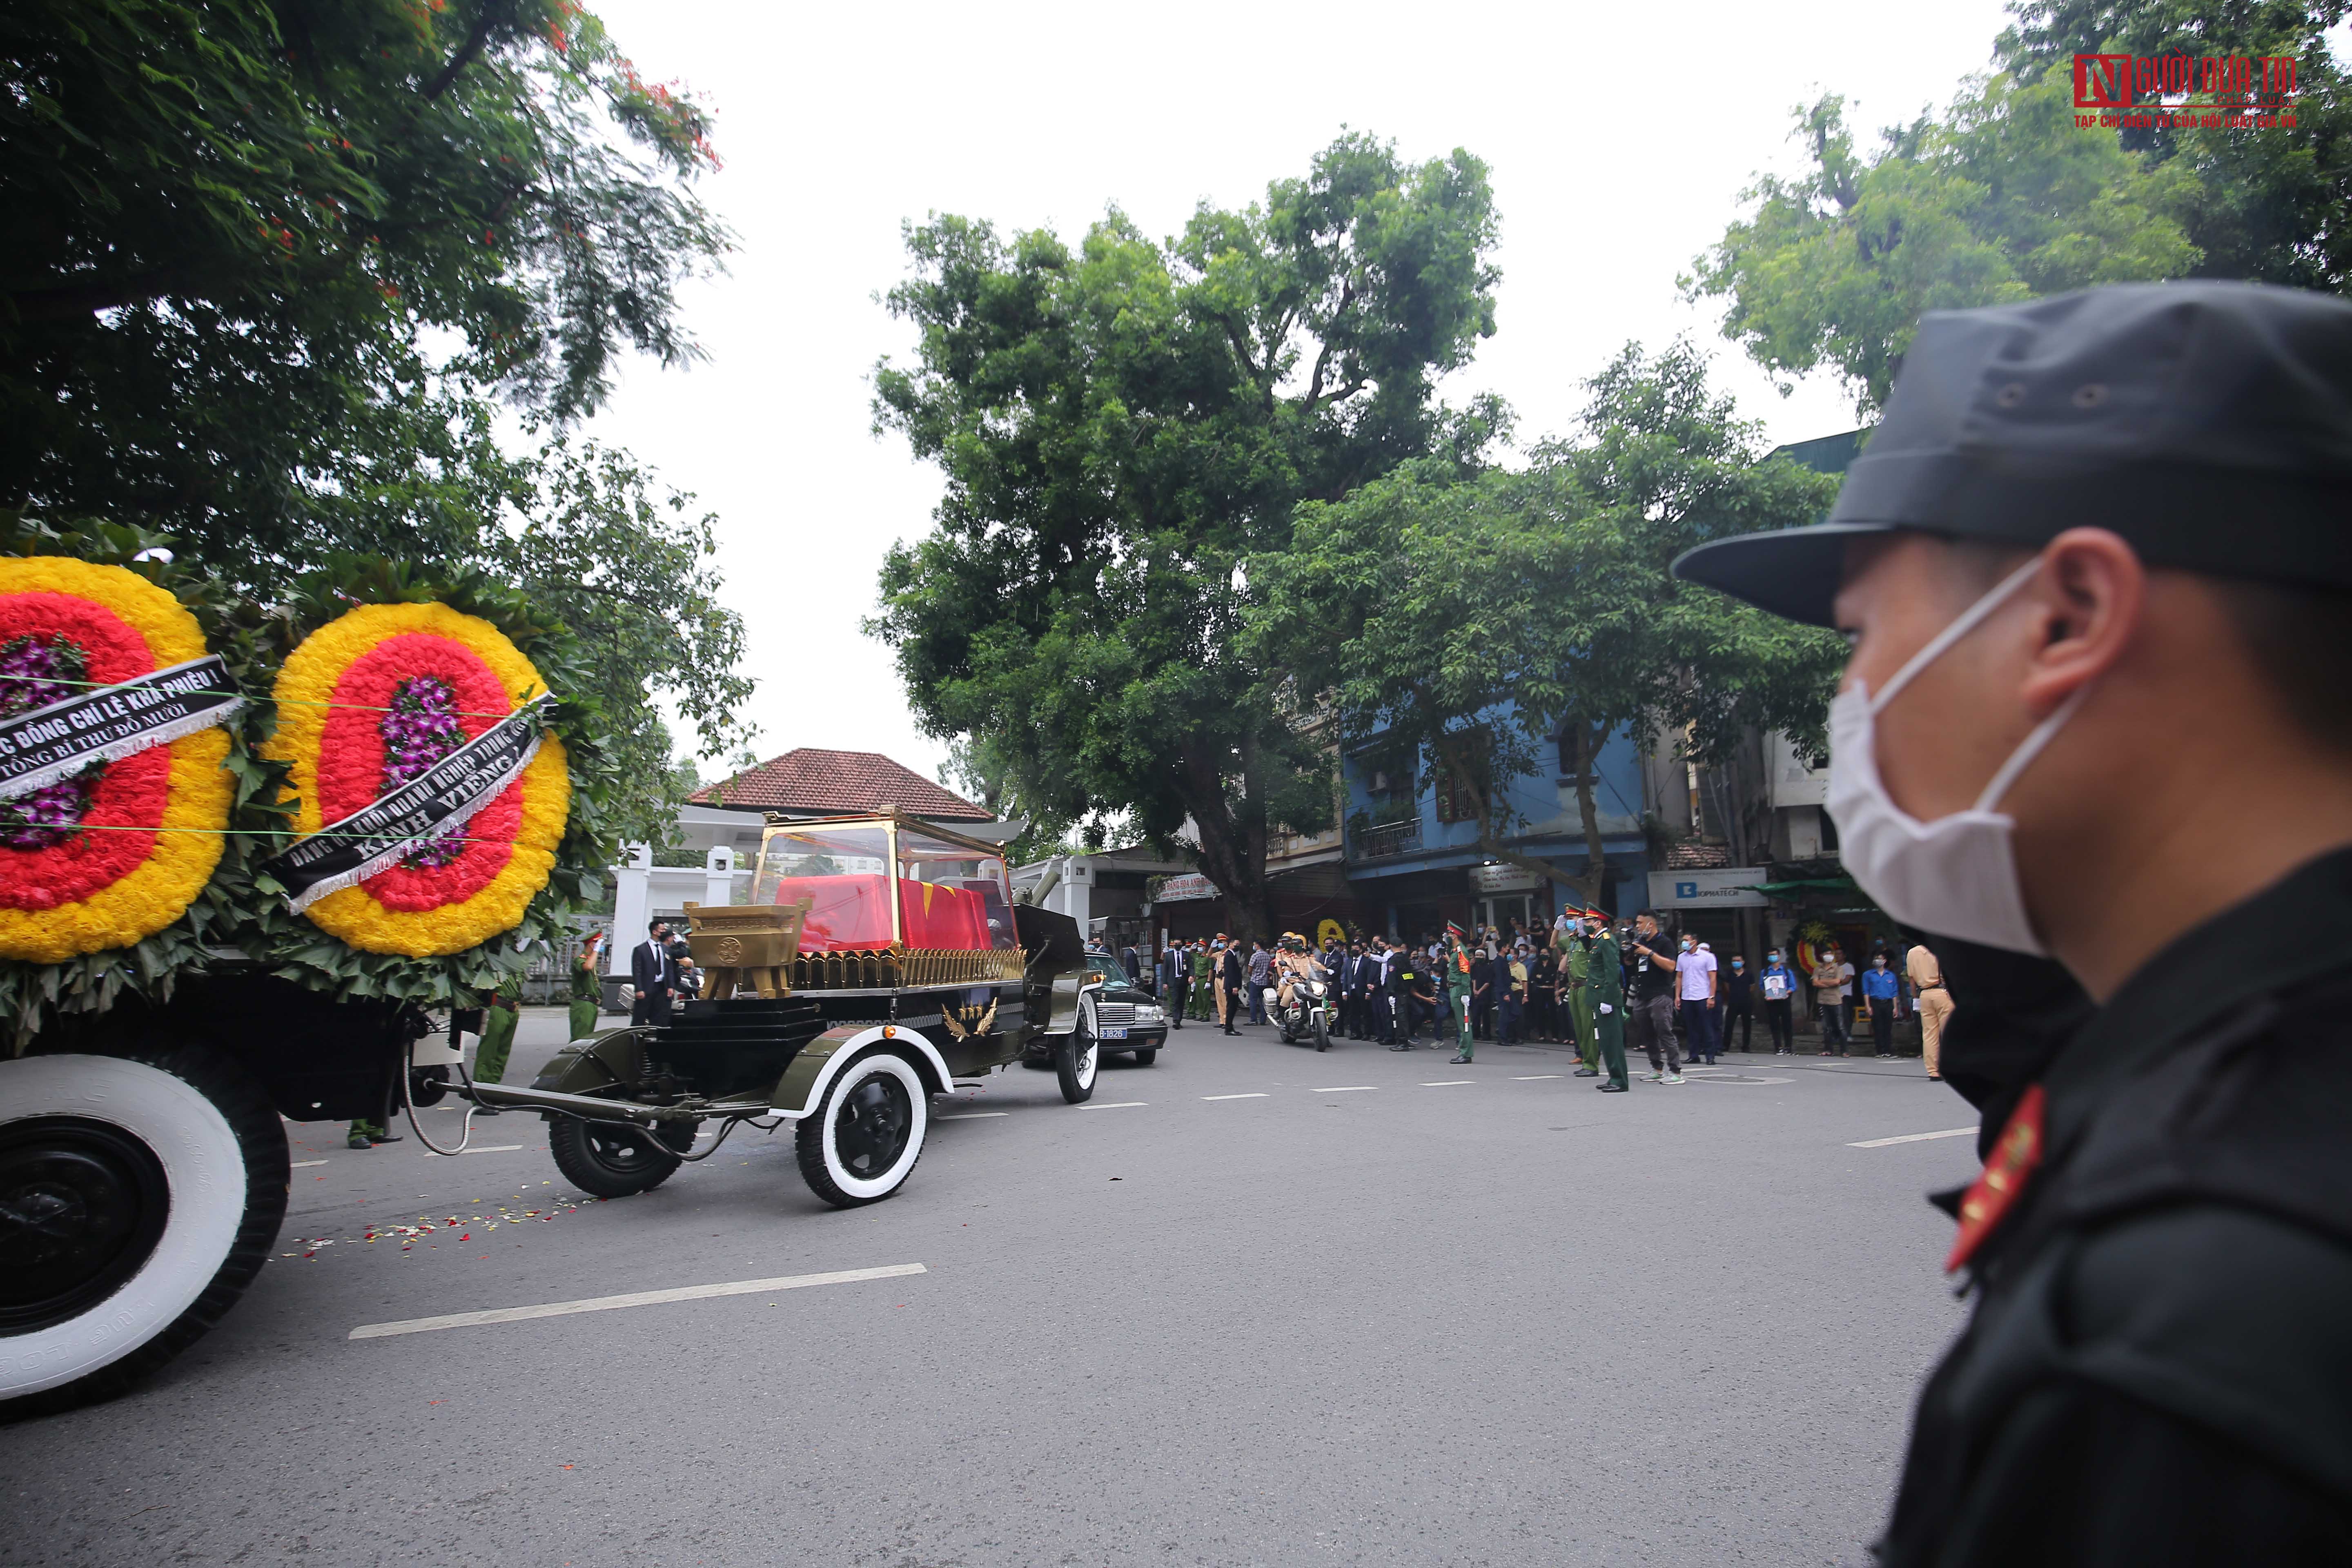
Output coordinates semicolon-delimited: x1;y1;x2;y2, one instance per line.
1339;942;1368;1038
1360;939;1392;1043
630;918;678;1027
1216;940;1246;1035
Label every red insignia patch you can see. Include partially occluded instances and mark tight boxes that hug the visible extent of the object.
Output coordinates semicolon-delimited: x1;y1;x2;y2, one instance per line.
1945;1083;2047;1274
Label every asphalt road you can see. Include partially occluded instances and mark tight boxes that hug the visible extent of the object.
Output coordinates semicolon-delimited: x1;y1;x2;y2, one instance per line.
1;1009;1984;1568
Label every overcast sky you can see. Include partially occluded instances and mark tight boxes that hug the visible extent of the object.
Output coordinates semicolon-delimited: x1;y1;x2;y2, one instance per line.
578;0;2013;793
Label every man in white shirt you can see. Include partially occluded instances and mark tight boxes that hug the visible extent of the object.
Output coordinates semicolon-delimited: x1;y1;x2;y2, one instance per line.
1673;934;1721;1064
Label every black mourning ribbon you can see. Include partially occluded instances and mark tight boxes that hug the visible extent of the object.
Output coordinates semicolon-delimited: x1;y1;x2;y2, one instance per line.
0;655;243;801
267;694;555;912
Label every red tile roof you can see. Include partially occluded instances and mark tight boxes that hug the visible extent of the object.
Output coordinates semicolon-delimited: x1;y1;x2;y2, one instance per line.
690;748;988;820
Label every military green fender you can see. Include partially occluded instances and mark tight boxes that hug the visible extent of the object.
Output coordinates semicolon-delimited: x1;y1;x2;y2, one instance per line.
528;1026;653;1096
771;1024;953;1119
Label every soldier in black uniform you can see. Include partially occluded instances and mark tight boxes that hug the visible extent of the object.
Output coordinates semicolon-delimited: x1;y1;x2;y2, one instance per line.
1675;281;2352;1565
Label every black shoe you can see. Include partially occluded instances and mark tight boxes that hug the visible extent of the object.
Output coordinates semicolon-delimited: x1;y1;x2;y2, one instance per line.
472;1102;502;1116
1448;1054;1472;1065
368;1131;404;1144
1224;1028;1238;1036
1597;1081;1628;1093
1572;1067;1599;1077
1387;1043;1410;1051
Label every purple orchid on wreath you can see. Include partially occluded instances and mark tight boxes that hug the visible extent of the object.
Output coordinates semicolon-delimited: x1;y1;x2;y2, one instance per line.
381;674;468;868
1;635;99;850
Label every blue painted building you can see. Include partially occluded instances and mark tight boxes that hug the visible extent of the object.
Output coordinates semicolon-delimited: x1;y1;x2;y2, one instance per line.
1339;712;1652;941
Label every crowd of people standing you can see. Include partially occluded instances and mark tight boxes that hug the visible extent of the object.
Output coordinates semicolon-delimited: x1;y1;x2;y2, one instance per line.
1144;915;1949;1081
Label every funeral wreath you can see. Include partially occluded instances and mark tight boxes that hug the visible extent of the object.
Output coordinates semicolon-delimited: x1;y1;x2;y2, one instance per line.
0;528;624;1417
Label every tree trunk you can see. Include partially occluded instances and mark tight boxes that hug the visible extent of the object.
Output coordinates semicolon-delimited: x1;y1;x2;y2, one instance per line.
1572;719;1608;908
1176;735;1272;947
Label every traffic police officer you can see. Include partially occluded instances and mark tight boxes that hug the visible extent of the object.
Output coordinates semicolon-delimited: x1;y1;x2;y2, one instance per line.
1674;281;2352;1564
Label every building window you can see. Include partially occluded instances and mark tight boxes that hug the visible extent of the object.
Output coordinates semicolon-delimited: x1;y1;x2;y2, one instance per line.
1432;730;1490;826
1434;768;1474;824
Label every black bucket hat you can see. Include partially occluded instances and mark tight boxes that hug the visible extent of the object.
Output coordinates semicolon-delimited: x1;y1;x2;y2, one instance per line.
1673;281;2352;626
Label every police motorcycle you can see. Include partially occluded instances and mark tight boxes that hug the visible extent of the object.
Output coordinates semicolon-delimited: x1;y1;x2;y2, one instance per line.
1266;933;1335;1051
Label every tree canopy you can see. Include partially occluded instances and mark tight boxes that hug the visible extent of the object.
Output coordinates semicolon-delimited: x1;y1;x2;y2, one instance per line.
1685;75;2199;413
1688;2;2352;413
2002;1;2352;291
2;0;749;833
1248;343;1847;899
871;133;1505;938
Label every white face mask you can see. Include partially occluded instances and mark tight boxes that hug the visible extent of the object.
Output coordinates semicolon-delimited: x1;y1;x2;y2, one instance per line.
1825;559;2092;957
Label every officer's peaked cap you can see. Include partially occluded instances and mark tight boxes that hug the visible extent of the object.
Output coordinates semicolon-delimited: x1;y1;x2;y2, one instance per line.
1673;281;2352;626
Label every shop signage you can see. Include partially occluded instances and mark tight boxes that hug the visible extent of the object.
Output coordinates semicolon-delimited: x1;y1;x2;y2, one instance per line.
1647;868;1770;910
1156;872;1221;902
1468;862;1540;893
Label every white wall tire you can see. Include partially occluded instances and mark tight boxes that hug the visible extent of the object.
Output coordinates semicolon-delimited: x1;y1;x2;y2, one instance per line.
0;1047;286;1414
1056;997;1100;1104
794;1051;929;1208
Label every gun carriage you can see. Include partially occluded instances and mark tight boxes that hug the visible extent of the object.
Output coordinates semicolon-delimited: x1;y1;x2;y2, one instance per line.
466;811;1107;1206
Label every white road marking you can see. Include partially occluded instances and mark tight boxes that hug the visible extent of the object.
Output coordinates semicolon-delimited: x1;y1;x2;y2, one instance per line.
1695;1076;1794;1086
348;1263;928;1340
1514;1074;1565;1081
291;1159;328;1168
1313;1085;1377;1093
423;1145;523;1156
1420;1080;1474;1087
1078;1101;1147;1110
1849;1126;1979;1149
1202;1093;1268;1100
938;1112;1008;1120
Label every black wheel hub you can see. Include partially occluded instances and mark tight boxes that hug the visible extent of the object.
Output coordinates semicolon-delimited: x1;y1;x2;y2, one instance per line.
833;1074;912;1179
0;1116;171;1335
581;1123;672;1174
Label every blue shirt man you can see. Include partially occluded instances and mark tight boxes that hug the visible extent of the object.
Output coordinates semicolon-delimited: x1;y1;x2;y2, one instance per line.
1860;954;1902;1058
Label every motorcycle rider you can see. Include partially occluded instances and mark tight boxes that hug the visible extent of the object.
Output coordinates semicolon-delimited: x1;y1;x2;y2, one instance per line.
1272;931;1322;1015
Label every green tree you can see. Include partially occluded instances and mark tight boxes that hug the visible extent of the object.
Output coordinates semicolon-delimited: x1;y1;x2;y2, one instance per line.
1687;75;2201;412
479;437;754;832
937;733;1083;866
871;133;1505;941
1691;2;2352;414
2;0;749;834
1248;343;1847;901
2001;1;2352;291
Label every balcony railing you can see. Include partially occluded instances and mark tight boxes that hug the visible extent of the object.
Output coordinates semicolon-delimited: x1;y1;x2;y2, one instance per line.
1351;818;1423;861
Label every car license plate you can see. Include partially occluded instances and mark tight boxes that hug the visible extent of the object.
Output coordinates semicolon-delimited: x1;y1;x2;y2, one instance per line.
1100;1027;1129;1039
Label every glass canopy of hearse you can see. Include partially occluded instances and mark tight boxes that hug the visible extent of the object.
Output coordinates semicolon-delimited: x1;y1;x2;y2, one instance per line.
749;816;1017;954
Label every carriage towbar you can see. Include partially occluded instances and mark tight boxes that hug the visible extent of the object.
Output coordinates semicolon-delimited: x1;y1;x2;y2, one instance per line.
457;1081;760;1123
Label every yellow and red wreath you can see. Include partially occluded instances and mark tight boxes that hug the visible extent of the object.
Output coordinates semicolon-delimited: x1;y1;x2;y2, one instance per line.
267;602;570;958
0;558;233;962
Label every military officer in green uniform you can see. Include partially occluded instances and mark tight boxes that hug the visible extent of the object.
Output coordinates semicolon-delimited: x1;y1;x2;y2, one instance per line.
1579;913;1629;1092
1187;941;1214;1021
1564;906;1600;1076
1443;924;1475;1062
